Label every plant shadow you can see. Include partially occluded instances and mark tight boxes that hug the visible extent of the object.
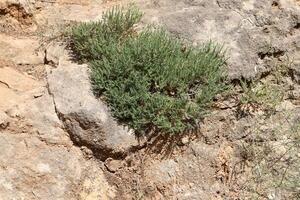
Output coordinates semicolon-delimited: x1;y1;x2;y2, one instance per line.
141;130;200;159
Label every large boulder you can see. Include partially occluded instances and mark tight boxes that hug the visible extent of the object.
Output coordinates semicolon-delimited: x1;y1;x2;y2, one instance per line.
47;63;140;160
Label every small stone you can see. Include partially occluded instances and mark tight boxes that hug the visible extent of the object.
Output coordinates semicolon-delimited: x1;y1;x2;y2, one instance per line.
5;107;20;118
104;158;123;173
37;163;51;173
292;87;300;99
268;190;276;200
44;43;67;66
80;146;93;159
181;136;189;145
0;111;9;129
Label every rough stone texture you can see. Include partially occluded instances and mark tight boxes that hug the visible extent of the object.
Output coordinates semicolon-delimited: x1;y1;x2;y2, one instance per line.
0;0;299;199
143;143;223;199
47;63;140;160
137;0;300;80
44;42;69;66
0;34;43;65
0;135;116;200
0;111;9;129
0;133;99;199
105;158;124;173
0;0;37;33
0;64;116;199
0;1;118;197
0;67;40;90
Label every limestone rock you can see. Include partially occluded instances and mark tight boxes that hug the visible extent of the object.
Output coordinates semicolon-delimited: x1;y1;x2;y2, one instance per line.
0;132;115;200
105;158;123;173
0;67;40;91
138;0;300;80
0;35;44;65
44;43;69;66
47;63;140;160
0;0;299;199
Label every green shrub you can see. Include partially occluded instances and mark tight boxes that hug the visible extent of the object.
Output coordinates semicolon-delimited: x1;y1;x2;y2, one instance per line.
70;5;228;136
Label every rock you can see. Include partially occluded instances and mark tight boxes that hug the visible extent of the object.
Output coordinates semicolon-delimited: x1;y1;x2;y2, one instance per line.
0;42;115;200
143;142;223;199
138;0;300;80
79;164;116;200
20;88;72;145
105;158;123;173
180;136;189;145
0;0;36;14
0;111;9;129
0;35;44;65
0;67;40;91
0;133;115;200
80;146;94;158
0;67;40;112
0;85;19;112
47;63;140;160
44;42;69;66
0;0;36;31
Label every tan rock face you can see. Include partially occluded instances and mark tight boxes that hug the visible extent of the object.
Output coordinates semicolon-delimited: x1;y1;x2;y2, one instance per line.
0;0;299;199
0;67;40;91
0;85;19;110
0;132;116;200
0;35;43;65
0;63;116;200
137;0;300;80
0;1;118;199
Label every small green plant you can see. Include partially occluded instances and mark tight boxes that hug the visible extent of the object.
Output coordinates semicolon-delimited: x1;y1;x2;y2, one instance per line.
238;79;284;116
69;5;228;136
70;5;143;61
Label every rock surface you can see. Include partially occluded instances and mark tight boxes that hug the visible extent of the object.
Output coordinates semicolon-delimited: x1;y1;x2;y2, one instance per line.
143;143;223;199
138;0;300;80
47;63;140;160
0;0;299;199
0;34;43;65
0;65;116;199
0;1;118;199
